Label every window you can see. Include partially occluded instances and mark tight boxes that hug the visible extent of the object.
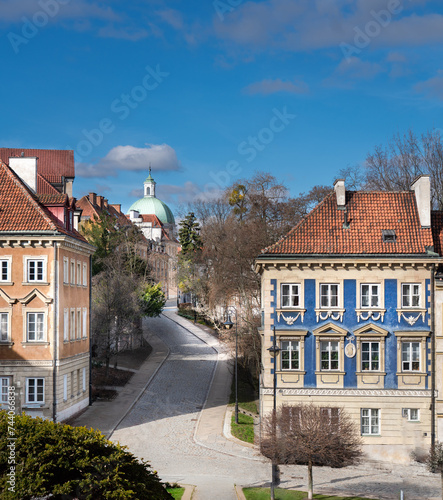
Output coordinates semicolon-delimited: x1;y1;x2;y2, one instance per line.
71;371;74;398
63;258;69;284
361;408;380;435
361;342;380;371
63;309;69;341
83;263;87;286
63;375;68;401
281;340;299;370
0;313;9;341
77;262;81;285
402;284;421;308
70;310;75;340
1;377;11;405
321;341;339;370
27;312;45;341
77;369;81;395
70;260;75;284
82;367;86;392
382;229;396;243
361;284;380;308
281;284;300;307
0;259;11;282
320;284;339;308
321;407;340;429
403;408;419;421
77;309;81;339
402;342;420;371
82;308;87;338
26;378;44;403
27;260;44;282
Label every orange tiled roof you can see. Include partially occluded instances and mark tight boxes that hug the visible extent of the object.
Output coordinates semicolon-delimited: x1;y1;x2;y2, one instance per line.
38;193;69;205
0;162;86;242
0;148;74;184
432;211;443;256
37;173;61;195
262;191;434;256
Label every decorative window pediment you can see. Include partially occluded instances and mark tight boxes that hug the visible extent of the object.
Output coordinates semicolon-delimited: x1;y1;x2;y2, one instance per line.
19;288;53;307
354;323;389;338
313;322;347;338
0;289;16;306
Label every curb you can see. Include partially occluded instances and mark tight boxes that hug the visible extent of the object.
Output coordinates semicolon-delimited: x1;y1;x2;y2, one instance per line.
180;484;195;500
235;484;247;500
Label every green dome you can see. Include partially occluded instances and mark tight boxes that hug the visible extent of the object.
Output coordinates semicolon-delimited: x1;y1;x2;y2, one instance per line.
128;196;175;225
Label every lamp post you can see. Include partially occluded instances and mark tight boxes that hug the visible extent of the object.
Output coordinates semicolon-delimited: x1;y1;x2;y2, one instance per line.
267;326;281;500
224;307;238;424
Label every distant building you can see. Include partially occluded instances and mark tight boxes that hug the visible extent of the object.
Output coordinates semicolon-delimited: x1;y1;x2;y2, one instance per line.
127;169;179;298
0;153;94;422
256;176;440;463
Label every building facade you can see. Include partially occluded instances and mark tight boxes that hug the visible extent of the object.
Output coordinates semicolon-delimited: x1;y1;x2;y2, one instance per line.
256;176;439;462
0;155;94;422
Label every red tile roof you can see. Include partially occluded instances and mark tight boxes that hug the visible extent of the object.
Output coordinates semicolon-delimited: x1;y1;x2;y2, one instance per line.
38;193;69;205
432;211;443;256
262;191;434;256
37;173;61;195
0;148;74;184
0;162;86;242
76;194;131;228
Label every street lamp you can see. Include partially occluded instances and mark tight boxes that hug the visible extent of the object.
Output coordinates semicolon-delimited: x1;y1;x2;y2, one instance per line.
267;326;281;500
224;307;238;424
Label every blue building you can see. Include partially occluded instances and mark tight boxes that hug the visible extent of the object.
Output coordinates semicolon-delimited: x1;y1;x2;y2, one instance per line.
256;176;440;462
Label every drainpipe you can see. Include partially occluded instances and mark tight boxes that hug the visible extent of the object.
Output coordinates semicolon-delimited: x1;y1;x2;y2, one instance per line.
89;253;93;406
52;242;58;422
431;264;436;453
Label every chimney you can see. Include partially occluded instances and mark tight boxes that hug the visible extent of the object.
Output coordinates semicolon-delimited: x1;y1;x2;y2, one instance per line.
110;204;121;213
104;198;108;208
411;175;431;228
89;192;97;205
9;156;38;192
96;195;103;209
334;179;346;208
130;209;140;220
64;177;74;197
73;209;82;231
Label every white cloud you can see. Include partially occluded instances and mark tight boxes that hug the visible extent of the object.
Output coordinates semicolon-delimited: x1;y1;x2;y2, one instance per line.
243;78;309;95
415;71;443;100
76;144;181;178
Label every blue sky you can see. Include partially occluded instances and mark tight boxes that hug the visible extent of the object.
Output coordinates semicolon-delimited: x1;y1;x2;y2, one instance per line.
1;0;443;215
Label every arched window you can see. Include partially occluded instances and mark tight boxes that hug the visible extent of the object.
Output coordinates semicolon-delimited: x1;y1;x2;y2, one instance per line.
146;186;150;196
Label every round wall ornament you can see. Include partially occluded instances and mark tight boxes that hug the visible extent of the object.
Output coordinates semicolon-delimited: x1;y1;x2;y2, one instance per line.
345;341;356;358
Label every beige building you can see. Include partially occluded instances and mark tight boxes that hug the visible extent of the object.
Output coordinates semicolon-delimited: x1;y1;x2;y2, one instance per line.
0;154;94;422
256;177;440;462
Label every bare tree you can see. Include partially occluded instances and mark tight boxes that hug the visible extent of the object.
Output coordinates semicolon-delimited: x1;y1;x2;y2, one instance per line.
365;128;443;209
427;441;443;499
261;403;362;500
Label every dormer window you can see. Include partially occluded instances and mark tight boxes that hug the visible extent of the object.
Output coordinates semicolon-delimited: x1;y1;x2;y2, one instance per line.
382;229;396;243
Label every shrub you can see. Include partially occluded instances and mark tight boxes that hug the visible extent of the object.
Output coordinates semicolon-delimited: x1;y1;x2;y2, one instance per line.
0;412;172;499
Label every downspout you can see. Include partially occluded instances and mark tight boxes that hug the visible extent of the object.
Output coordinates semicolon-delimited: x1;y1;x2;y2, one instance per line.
89;253;93;406
431;264;436;453
52;242;59;422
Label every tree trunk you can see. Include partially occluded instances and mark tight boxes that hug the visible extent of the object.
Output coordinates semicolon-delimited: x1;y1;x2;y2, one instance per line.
270;461;275;500
441;470;443;500
308;460;313;500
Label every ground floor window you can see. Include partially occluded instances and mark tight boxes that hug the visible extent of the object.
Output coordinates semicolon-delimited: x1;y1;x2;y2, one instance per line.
361;408;380;435
1;376;11;404
26;378;44;403
281;340;299;370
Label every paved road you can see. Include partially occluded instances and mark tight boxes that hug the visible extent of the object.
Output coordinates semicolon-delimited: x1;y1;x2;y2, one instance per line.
111;308;442;500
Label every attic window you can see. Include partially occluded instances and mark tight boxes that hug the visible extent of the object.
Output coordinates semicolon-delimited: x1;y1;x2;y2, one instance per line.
382;230;396;243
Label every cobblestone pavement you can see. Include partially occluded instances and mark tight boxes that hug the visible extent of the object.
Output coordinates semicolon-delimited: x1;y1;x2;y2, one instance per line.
111;309;442;500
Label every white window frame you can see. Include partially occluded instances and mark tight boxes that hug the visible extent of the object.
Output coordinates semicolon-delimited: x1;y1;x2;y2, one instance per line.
320;340;339;371
401;341;421;372
1;376;12;405
70;309;75;340
361;408;380;435
26;312;45;342
26;377;44;404
320;283;339;308
401;283;421;308
82;308;87;339
0;312;9;342
281;283;300;308
361;341;380;371
77;309;81;339
82;367;86;392
63;257;69;284
63;309;69;341
361;284;380;308
25;257;47;283
63;374;68;401
70;259;75;285
0;257;12;283
82;262;87;287
280;340;300;370
77;262;82;285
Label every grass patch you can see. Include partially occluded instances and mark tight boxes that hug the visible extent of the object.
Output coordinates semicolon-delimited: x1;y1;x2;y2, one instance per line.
231;412;254;443
243;488;374;500
166;487;185;499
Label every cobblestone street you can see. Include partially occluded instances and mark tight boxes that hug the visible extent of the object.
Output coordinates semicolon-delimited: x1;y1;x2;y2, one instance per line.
110;309;442;500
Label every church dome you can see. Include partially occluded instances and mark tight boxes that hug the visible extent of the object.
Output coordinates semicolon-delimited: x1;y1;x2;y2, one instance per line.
127;169;175;225
128;196;175;225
